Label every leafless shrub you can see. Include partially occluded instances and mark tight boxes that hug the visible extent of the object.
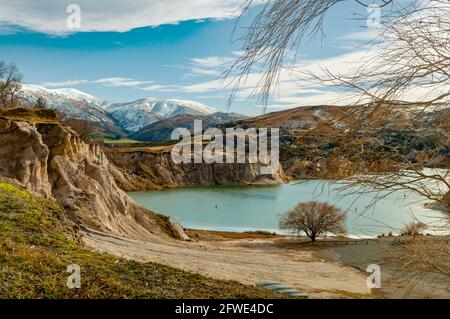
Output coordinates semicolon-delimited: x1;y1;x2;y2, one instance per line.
279;201;346;241
382;239;450;296
34;97;47;109
61;117;95;142
401;221;428;237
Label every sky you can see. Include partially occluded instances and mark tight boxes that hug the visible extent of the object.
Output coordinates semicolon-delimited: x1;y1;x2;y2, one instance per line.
0;0;387;115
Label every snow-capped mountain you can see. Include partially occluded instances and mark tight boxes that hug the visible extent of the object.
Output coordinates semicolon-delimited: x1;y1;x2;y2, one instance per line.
18;84;219;135
106;98;216;132
19;84;112;123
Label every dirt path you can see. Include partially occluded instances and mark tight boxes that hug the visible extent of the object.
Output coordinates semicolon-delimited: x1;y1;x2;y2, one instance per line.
81;229;371;298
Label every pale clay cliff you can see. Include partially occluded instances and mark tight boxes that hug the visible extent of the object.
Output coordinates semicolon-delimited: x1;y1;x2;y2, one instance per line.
0;116;188;241
105;147;289;191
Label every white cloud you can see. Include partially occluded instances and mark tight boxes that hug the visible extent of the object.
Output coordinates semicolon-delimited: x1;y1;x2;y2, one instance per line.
141;49;380;107
336;30;380;42
42;80;89;87
0;22;23;35
190;56;233;68
42;49;441;109
93;77;153;87
140;84;181;92
42;77;153;88
0;0;244;35
166;55;234;78
182;68;221;79
141;78;225;94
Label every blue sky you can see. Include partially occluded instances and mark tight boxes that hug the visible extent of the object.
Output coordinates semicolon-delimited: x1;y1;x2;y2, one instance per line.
0;0;382;115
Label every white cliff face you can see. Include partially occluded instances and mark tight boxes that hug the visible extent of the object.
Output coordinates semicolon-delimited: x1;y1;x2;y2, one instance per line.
105;147;288;191
0;118;52;198
0;113;188;242
106;98;216;132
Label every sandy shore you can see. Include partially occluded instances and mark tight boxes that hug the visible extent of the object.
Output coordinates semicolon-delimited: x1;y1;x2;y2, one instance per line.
82;228;373;298
82;228;449;298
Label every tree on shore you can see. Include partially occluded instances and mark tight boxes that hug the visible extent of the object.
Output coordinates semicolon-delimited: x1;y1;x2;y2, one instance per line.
279;201;346;242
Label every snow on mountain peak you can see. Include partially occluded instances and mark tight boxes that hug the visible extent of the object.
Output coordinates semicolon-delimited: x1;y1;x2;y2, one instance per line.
19;84;112;123
106;98;216;132
21;84;103;103
17;84;218;133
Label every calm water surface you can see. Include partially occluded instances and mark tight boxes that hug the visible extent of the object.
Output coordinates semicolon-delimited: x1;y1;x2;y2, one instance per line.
129;181;445;237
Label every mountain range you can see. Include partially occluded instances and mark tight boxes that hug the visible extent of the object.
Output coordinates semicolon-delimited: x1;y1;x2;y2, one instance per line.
18;84;245;140
107;98;215;133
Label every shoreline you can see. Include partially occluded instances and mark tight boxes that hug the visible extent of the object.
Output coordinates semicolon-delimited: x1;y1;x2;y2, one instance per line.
186;228;450;241
128;181;448;239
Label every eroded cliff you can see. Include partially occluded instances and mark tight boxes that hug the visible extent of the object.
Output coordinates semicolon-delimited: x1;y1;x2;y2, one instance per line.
0;111;187;241
104;146;289;191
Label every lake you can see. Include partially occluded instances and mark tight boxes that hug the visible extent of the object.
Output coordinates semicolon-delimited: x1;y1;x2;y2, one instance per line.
129;181;446;238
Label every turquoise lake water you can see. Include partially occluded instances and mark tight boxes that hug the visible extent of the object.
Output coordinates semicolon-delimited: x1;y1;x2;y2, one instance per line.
129;181;445;237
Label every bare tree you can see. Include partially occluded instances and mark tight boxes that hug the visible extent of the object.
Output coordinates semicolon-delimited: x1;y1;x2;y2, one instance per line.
279;201;346;241
62;118;95;142
381;238;450;296
229;0;450;295
227;1;449;213
0;62;23;108
34;97;47;109
315;0;450;216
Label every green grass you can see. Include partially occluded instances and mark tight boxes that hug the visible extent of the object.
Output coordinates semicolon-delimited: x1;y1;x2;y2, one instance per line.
0;182;284;299
102;138;141;144
0;107;59;124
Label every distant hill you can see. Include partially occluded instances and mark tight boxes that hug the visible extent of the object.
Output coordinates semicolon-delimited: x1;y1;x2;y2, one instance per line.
130;112;248;142
228;105;341;130
221;104;449;179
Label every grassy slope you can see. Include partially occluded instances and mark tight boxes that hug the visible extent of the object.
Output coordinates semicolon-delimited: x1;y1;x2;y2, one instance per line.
0;182;283;298
0;107;60;124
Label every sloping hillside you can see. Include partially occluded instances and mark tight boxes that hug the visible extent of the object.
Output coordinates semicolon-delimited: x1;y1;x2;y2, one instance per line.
224;105;449;179
130;112;247;142
0;182;283;298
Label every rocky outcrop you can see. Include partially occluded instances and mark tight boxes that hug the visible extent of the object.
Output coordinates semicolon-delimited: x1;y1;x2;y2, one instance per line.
0;118;52;197
0;113;187;242
104;147;289;191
